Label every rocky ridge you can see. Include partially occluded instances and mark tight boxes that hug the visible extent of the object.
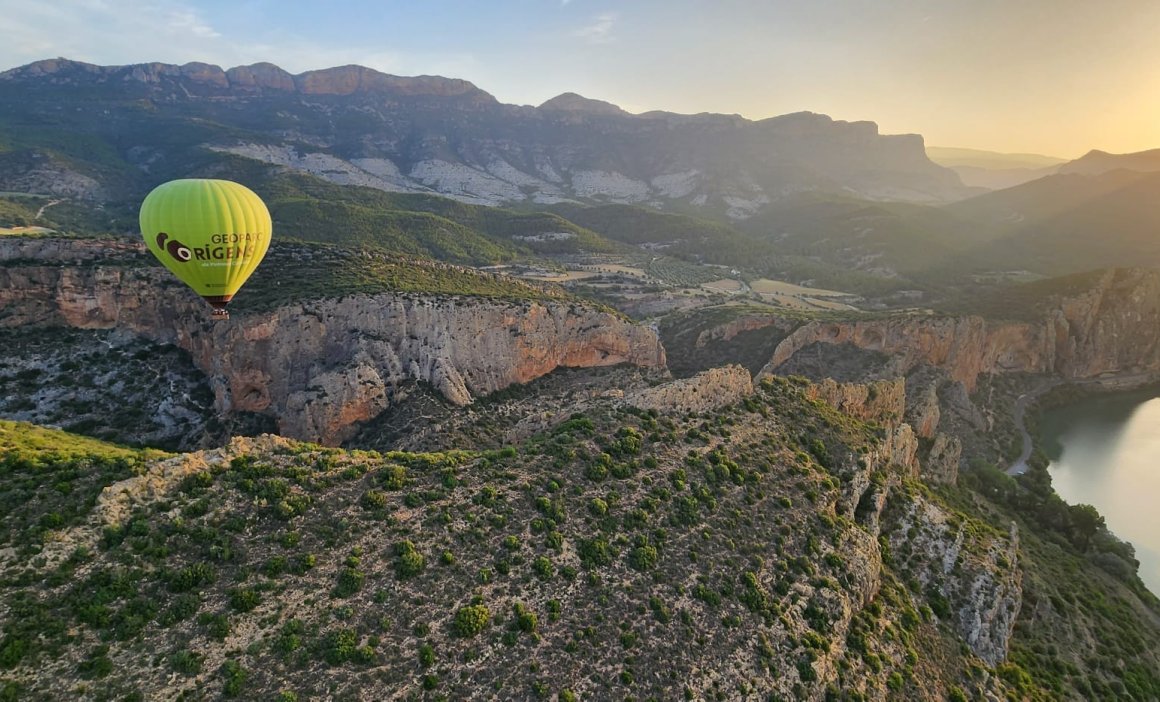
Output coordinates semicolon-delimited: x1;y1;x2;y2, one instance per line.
625;364;753;415
0;377;1024;701
0;58;971;211
761;269;1160;391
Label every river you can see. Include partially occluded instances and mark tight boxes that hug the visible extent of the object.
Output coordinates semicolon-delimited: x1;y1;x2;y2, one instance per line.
1041;388;1160;596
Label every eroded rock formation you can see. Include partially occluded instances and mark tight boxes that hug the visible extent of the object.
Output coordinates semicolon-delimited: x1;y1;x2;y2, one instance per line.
625;364;753;415
760;269;1160;391
0;246;665;444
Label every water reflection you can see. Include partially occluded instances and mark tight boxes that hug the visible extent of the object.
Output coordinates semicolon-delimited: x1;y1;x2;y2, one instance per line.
1044;391;1160;596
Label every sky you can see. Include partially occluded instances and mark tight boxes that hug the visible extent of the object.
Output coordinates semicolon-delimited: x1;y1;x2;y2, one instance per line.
3;0;1160;157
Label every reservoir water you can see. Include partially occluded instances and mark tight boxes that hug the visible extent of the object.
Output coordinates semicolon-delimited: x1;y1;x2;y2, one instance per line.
1041;388;1160;596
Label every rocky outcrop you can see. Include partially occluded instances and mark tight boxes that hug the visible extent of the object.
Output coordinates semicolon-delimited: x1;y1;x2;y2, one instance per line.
625;365;752;414
692;314;793;348
923;433;962;485
98;435;293;526
905;370;942;438
885;497;1022;666
0;253;665;445
0;236;142;263
0;154;105;200
806;377;905;426
761;269;1160;392
761;316;1046;392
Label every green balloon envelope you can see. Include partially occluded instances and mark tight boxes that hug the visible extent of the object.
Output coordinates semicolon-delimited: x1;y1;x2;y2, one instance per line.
139;179;272;315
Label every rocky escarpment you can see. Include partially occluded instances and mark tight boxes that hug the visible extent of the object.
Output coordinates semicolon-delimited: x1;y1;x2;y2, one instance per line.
806;377;906;426
0;253;664;445
693;314;794;349
762;316;1046;393
761;269;1160;392
754;269;1160;475
884;496;1022;666
0;236;141;262
804;376;966;489
793;376;1021;665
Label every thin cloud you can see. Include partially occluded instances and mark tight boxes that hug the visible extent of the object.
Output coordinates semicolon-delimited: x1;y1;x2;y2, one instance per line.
574;12;617;44
0;0;464;80
167;8;220;39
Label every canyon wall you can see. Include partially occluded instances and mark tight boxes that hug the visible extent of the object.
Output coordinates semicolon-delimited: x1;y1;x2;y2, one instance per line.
760;269;1160;391
0;249;665;444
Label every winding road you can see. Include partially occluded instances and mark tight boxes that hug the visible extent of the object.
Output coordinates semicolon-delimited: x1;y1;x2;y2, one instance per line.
1005;372;1158;476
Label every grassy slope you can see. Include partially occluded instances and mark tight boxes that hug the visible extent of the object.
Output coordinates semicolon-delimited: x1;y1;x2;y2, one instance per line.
0;421;168;555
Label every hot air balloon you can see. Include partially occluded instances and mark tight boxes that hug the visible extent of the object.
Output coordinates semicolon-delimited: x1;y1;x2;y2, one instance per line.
139;179;272;320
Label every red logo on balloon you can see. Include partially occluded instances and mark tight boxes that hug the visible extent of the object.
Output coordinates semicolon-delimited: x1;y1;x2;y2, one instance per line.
156;232;192;262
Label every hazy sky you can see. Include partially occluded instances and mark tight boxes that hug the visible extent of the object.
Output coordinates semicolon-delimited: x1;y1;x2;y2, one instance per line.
3;0;1159;157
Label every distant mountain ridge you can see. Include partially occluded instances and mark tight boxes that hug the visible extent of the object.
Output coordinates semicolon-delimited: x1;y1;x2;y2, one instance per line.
0;58;971;215
1;58;493;100
928;145;1160;191
926;146;1066;190
1060;148;1160;175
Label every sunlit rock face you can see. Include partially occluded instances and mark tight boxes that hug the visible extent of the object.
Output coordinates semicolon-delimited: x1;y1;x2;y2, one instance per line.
0;240;665;445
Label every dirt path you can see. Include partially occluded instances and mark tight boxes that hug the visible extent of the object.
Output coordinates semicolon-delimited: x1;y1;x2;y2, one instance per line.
35;199;63;220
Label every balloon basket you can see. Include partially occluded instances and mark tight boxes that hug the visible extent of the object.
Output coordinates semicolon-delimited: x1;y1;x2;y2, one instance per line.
210;309;230;321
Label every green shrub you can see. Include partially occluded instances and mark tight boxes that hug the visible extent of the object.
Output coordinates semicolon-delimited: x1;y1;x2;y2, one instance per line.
395;540;426;578
379;464;408;490
629;544;658;571
323;628;360;665
228;588;261;613
170;649;202;676
453;605;491;637
513;603;538;633
533;556;555;580
335;567;365;597
578;538;613;568
361;489;389;510
221;660;247;697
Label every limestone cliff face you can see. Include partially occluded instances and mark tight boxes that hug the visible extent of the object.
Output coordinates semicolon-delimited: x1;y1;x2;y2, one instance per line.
760;269;1160;391
0;237;141;263
805;377;967;490
693;315;793;348
0;263;664;445
762;316;1047;392
923;433;962;485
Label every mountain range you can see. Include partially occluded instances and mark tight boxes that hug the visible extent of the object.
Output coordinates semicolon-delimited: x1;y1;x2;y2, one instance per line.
6;57;1160;298
0;58;971;214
